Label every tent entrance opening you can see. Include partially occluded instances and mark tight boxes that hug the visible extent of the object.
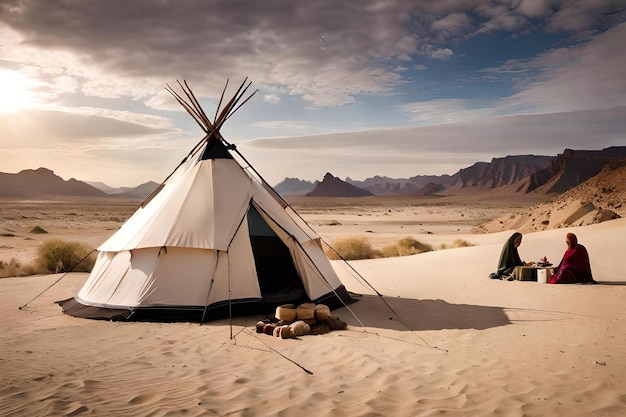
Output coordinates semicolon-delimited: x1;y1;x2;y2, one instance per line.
247;205;306;304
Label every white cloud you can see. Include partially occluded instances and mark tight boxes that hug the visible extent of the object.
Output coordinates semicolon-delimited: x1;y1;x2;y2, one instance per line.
498;23;626;114
516;0;557;18
547;0;624;32
399;99;497;124
1;1;623;112
144;89;188;112
419;45;454;61
431;12;472;35
475;4;528;34
263;93;281;104
253;120;313;130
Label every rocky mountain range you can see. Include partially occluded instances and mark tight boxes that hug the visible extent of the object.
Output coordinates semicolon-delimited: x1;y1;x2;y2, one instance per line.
0;168;159;199
0;168;108;198
2;147;625;201
278;147;626;198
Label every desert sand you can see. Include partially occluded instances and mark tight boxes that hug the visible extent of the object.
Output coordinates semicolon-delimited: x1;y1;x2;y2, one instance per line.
1;197;625;417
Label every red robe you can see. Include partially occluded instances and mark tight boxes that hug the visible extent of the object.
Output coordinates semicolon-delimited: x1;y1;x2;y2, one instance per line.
549;244;594;284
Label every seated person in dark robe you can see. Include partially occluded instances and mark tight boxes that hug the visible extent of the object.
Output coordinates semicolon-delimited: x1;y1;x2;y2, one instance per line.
491;232;525;279
550;233;596;284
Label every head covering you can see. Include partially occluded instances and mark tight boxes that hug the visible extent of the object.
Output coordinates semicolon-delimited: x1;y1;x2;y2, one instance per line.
497;232;524;274
566;233;578;248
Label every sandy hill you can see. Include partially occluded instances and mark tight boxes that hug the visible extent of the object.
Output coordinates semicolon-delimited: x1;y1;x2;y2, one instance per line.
478;159;626;233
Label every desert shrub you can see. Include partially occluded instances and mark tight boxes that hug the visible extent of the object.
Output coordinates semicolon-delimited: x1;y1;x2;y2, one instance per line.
0;258;37;278
34;239;96;273
382;237;434;258
440;239;475;250
399;237;434;253
326;236;382;260
452;238;474;247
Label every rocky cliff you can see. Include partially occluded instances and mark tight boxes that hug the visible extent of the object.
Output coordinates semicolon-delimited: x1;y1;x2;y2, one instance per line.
449;155;554;189
526;147;626;194
478;158;626;233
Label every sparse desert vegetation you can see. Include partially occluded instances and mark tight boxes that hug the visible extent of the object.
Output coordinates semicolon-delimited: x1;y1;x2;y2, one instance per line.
0;197;504;276
0;238;96;278
325;235;472;260
0;258;36;278
439;238;475;250
34;239;96;273
381;237;434;258
326;236;381;260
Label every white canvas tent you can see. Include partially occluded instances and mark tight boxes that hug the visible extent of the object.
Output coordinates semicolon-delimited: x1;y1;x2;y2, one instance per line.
59;80;353;321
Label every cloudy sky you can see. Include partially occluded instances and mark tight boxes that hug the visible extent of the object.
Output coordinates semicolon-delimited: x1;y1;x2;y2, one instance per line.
1;0;625;187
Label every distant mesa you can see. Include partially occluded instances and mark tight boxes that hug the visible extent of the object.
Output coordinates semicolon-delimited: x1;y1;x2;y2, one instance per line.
305;173;374;197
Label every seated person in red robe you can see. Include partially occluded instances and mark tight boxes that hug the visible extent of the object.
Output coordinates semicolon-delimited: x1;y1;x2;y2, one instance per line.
550;233;596;284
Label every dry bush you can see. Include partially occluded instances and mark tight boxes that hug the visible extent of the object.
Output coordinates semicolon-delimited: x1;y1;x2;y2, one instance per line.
325;236;470;261
382;237;434;258
326;236;382;260
0;258;36;278
452;238;474;247
34;239;96;273
440;239;475;249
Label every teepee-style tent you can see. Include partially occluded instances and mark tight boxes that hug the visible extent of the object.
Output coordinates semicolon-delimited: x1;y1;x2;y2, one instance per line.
59;80;353;322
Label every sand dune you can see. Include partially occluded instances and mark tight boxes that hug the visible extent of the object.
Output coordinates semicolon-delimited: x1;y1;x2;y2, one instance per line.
1;211;625;416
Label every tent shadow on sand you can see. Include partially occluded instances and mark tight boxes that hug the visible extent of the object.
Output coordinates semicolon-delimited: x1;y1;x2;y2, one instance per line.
337;295;511;332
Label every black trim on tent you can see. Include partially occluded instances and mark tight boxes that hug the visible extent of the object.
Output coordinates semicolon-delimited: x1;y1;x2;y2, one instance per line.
57;298;133;321
58;297;272;322
200;136;234;160
57;285;354;323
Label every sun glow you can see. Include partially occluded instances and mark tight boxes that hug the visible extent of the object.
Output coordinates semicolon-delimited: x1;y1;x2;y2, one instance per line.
0;70;37;113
